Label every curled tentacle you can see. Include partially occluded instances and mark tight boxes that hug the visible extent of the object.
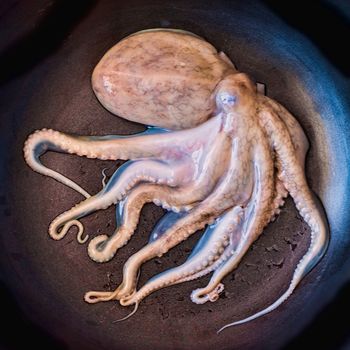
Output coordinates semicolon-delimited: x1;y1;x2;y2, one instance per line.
23;129;91;198
49;219;88;244
85;270;141;304
49;197;97;242
23;127;171;196
101;167;108;188
84;289;120;304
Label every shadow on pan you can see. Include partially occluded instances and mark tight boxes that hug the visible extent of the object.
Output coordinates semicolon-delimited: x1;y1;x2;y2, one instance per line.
0;0;349;349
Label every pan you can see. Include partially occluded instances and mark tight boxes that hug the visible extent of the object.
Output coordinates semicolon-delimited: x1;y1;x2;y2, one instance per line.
0;1;349;349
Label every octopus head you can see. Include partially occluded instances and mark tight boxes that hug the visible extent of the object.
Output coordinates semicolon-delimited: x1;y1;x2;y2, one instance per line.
215;73;257;116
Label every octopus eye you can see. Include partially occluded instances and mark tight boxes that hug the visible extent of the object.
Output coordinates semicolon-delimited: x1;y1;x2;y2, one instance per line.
218;92;237;108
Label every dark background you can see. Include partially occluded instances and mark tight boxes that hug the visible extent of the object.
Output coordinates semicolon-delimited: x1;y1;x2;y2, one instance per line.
0;0;349;349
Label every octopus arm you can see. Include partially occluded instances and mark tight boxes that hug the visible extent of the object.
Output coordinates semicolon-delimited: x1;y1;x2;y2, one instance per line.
266;104;329;280
257;95;309;212
22;127;177;195
260;95;309;169
23;129;91;198
23;128;172;197
84;203;188;303
218;107;329;330
23;116;222;195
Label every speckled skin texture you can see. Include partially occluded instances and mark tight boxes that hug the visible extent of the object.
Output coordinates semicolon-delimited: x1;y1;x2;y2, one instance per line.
23;30;328;331
92;30;234;129
2;1;349;349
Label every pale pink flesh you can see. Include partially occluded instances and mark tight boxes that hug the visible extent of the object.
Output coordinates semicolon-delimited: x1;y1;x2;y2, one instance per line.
23;29;328;330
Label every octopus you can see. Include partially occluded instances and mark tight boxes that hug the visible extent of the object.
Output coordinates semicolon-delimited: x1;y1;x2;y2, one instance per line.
23;29;329;332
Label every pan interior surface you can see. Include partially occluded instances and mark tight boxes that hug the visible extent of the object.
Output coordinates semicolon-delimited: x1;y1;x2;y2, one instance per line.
0;1;349;350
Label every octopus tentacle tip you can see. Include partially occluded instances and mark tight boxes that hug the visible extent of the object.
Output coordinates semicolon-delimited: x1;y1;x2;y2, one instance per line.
190;289;209;304
113;302;139;323
88;234;114;262
216;324;232;335
101;167;109;188
119;291;137;306
217;313;261;334
84;289;120;304
191;283;225;304
84;292;109;304
49;219;85;242
77;232;89;244
76;221;89;244
209;283;224;302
